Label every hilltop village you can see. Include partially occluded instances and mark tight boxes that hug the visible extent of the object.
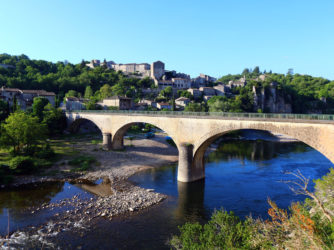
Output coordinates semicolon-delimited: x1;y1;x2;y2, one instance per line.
0;59;292;113
0;54;333;115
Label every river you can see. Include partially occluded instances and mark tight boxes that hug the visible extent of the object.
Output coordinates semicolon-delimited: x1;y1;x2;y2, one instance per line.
0;138;333;249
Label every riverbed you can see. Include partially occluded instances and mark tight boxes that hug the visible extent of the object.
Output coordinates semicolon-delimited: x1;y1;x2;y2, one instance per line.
0;134;333;249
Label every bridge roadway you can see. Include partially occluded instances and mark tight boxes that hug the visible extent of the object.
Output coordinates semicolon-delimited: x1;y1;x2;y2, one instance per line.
66;111;334;183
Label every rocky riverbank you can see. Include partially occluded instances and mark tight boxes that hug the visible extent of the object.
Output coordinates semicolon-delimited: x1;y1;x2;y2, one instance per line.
0;134;178;248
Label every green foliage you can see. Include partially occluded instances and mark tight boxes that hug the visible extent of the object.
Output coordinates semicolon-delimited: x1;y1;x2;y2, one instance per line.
0;165;13;185
170;210;253;249
42;105;67;135
32;97;49;121
0;99;9;121
171;169;334;249
2;53;334;114
160;86;173;99
9;156;35;174
0;111;48;155
177;90;193;99
68;156;97;172
34;143;55;159
100;84;113;99
184;103;206;112
84;85;93;99
65;90;78;98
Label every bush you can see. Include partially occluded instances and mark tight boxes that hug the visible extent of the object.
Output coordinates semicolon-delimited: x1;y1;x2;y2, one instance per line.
35;143;55;159
0;165;13;185
170;210;253;249
9;156;36;174
68;156;97;172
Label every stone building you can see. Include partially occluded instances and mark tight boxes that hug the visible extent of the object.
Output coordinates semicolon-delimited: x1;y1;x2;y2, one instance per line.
98;96;133;110
187;88;202;99
192;73;217;88
65;97;86;111
175;97;190;107
228;76;247;88
112;63;151;77
156;102;171;110
199;87;216;96
151;61;165;80
0;87;55;110
214;84;230;96
172;78;191;89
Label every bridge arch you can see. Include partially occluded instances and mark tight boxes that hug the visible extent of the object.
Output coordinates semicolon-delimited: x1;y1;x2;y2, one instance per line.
111;120;179;151
190;124;334;182
68;117;103;134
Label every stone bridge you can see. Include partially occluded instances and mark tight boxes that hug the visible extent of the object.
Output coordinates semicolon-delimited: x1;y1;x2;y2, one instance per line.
66;111;334;182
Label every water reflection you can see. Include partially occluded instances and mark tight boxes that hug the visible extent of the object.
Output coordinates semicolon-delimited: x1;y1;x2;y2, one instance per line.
72;178;113;197
207;140;310;163
175;180;205;221
0;182;64;218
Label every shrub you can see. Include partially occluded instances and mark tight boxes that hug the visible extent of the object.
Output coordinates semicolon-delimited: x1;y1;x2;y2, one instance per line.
170;210;254;249
68;156;97;172
9;156;36;174
0;165;13;185
35;143;55;159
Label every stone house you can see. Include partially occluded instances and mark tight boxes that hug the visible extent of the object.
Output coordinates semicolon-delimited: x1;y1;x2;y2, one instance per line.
151;61;165;80
21;90;56;107
214;84;230;96
139;99;157;108
172;78;191;89
98;96;133;110
0;87;55;110
157;102;172;110
199;87;216;96
112;63;151;77
65;97;86;111
187;88;202;99
228;76;247;88
175;97;190;107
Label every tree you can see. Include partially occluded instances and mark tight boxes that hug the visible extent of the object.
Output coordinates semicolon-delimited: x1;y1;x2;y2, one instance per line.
12;95;19;112
0;99;9;121
207;96;229;112
65;90;78;98
42;104;67;135
160;86;173;99
84;86;93;99
32;97;49;121
253;66;260;75
100;84;113;99
177;90;192;99
185;103;205;112
0;112;47;155
242;68;250;75
85;100;97;110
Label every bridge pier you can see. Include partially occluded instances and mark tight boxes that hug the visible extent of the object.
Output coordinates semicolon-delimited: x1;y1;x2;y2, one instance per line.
112;137;124;150
177;143;205;182
102;133;112;150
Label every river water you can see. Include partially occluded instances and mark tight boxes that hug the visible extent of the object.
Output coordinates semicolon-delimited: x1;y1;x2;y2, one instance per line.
0;138;333;249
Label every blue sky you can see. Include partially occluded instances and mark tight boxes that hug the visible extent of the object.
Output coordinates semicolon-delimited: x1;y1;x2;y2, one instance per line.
1;0;333;79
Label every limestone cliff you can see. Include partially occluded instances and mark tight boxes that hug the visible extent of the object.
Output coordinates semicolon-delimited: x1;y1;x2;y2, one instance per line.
252;83;292;113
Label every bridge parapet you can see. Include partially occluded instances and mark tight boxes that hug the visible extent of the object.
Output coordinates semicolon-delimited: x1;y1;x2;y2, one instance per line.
66;110;334;122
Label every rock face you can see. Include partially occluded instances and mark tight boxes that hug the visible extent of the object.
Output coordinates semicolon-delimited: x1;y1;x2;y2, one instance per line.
253;84;292;113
